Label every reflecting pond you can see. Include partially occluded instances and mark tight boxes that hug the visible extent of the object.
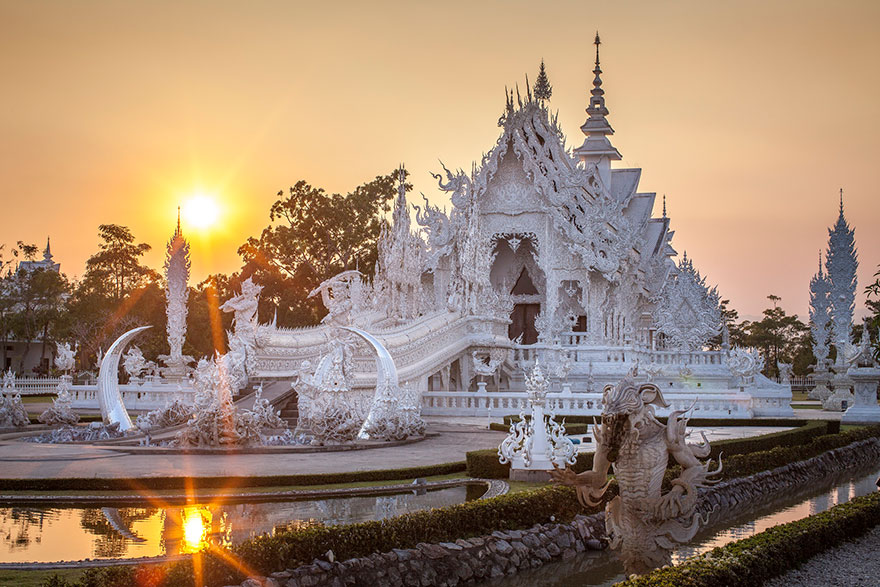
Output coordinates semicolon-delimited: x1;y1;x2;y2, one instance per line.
0;485;476;564
483;463;880;586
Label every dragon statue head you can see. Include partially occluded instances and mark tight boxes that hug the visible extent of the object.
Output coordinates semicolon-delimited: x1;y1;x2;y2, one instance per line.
600;375;668;463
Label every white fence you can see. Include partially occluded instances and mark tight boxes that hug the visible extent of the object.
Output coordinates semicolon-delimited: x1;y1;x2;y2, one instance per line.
6;376;193;411
422;389;757;419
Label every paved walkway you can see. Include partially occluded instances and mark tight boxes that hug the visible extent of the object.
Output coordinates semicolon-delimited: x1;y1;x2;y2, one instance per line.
0;418;793;481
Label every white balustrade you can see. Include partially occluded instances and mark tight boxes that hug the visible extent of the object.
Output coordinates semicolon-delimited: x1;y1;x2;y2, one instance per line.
422;389;755;418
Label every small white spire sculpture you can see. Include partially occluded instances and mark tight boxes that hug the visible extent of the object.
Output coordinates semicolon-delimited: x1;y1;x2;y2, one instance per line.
0;369;29;428
39;342;79;426
498;361;576;481
160;210;193;380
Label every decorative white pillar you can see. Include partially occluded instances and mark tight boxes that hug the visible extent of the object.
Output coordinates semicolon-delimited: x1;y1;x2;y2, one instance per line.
842;367;880;423
160;213;193;381
842;320;880;423
498;361;576;481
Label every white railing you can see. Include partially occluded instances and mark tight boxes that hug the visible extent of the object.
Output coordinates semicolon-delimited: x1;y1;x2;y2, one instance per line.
7;376;63;395
775;376;815;389
422;389;756;419
68;385;195;411
514;341;726;368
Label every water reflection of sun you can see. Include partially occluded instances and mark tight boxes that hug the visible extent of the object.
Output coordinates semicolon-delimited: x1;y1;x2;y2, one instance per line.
181;507;210;553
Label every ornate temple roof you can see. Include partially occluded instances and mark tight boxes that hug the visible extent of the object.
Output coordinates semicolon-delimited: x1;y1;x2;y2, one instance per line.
463;44;672;288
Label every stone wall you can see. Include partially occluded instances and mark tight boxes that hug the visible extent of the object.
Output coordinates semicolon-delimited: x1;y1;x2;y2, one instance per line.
235;437;880;587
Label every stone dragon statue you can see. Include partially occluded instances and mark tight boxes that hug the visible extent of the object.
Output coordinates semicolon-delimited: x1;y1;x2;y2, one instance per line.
551;375;721;575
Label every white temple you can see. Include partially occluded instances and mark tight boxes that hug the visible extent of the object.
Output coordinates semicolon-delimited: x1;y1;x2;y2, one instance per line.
247;38;792;419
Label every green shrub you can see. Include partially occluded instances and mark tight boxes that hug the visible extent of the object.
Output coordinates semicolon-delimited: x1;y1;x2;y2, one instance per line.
618;490;880;587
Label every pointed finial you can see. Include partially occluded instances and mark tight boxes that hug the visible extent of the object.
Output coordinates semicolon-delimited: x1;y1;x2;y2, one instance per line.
839;188;844;215
176;206;181;235
818;249;823;276
594;32;601;66
43;236;52;261
533;59;552;101
662;194;667;218
397;163;407;202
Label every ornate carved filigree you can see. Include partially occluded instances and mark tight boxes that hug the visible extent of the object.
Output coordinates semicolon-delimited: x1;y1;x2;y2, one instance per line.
159;220;193;378
498;362;576;469
653;254;721;351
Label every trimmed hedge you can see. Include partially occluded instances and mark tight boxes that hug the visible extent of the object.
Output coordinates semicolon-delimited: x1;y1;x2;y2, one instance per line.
0;461;467;492
468;420;834;479
617;489;880;587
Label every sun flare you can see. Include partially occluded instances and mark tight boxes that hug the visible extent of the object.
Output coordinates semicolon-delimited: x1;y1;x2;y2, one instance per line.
181;194;221;230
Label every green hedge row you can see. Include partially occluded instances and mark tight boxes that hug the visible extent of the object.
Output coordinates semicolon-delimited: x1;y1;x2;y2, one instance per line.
710;424;880;482
468;421;835;479
488;421;590;435
0;461;467;492
617;490;880;587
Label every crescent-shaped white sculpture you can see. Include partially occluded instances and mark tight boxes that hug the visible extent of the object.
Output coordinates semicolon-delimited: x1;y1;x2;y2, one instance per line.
340;326;399;439
97;325;152;432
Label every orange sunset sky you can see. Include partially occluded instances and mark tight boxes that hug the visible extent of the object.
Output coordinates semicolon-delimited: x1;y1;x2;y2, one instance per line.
1;0;878;320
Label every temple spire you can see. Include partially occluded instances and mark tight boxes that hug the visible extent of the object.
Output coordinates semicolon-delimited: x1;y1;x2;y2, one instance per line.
839;188;844;216
574;32;622;169
43;237;52;262
662;194;667;219
175;206;182;238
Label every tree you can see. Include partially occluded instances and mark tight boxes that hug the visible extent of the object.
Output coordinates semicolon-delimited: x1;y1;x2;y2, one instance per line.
81;224;158;302
9;266;70;374
743;295;812;378
533;59;552;101
69;225;159;370
865;264;880;360
239;170;401;325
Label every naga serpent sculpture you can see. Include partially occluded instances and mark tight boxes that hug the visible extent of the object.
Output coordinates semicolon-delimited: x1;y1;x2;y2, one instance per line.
551;375;721;575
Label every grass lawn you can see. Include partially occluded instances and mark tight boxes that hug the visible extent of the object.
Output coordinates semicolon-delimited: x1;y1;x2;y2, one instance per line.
0;567;85;587
1;471;473;499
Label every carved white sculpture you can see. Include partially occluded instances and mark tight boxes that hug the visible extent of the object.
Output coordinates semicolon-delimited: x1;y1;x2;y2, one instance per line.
842;318;880;423
123;346;147;381
728;348;765;386
0;369;29;428
552;374;720;575
54;342;75;372
777;362;793;385
159;215;193;379
826;193;858;368
38;373;79;427
653;253;721;351
97;326;152;432
221;277;262;385
498;361;576;476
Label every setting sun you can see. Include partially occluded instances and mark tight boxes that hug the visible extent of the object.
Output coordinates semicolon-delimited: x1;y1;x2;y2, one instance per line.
181;194;221;230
